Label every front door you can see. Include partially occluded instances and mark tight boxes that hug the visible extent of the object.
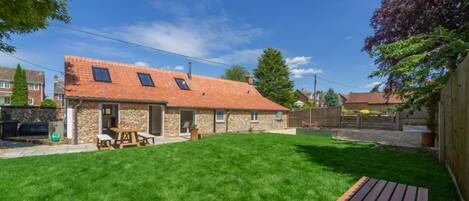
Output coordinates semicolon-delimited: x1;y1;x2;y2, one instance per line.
149;105;162;136
180;111;194;135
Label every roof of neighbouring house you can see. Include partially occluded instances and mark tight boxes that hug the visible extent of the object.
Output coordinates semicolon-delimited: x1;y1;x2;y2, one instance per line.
344;92;402;104
64;55;289;111
0;66;45;83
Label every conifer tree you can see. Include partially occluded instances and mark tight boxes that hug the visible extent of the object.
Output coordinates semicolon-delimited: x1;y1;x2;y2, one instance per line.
11;64;28;106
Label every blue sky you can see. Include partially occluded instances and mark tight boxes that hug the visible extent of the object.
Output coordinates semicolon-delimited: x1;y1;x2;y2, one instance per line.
1;0;383;97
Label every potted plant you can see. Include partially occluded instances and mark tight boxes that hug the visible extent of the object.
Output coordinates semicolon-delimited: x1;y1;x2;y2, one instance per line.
189;123;199;140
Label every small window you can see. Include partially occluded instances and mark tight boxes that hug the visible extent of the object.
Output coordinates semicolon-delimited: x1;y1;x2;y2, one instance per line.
28;98;34;106
29;83;40;91
3;97;10;105
276;111;283;121
216;110;225;122
137;73;155;87
251;111;258;121
92;67;112;82
0;81;10;89
175;78;190;90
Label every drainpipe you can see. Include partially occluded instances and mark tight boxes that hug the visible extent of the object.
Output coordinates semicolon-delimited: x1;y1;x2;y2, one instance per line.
225;110;231;132
73;99;83;145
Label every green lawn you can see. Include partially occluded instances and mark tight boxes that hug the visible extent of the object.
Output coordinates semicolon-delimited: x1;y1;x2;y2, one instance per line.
0;133;457;201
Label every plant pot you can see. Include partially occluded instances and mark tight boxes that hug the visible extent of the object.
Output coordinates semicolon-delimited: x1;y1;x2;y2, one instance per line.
421;132;435;147
190;128;199;140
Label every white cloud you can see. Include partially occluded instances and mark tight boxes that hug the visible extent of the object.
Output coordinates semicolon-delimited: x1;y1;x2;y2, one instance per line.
116;17;262;58
285;56;322;79
210;49;263;65
174;65;184;71
286;56;312;69
364;81;382;88
134;61;149;66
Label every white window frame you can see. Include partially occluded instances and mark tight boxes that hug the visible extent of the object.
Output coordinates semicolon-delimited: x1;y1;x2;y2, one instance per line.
28;98;34;105
30;83;41;91
276;111;283;121
215;110;226;123
0;81;10;89
250;111;259;122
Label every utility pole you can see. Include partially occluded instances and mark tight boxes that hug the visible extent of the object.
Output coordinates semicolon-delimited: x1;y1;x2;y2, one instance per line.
313;74;317;107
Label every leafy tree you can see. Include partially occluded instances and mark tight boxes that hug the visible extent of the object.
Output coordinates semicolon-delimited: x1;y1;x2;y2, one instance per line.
0;0;70;53
40;99;56;108
364;0;468;132
11;64;28;106
254;48;296;108
324;88;339;107
222;65;249;82
369;84;381;93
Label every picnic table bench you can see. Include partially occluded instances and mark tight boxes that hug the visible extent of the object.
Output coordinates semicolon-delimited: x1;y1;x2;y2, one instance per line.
337;177;428;201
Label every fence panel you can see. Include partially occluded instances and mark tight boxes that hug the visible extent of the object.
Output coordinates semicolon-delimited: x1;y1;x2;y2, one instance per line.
288;107;341;128
438;55;469;201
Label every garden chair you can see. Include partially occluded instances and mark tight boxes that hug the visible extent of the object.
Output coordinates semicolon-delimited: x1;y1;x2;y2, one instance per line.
97;134;113;150
138;132;156;145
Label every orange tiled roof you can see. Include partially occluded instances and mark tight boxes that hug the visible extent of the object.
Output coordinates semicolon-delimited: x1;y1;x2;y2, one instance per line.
344;92;402;104
64;55;288;111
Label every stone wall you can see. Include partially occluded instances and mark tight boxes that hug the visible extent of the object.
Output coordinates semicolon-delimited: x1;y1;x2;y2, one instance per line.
75;102;99;143
119;103;148;132
0;106;64;124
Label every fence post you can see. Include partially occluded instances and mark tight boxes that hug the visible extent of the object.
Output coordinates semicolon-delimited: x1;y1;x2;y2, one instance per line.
309;108;312;125
395;112;401;131
356;114;361;128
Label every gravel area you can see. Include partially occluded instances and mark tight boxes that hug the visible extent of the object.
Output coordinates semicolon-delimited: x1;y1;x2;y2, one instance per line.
332;128;422;148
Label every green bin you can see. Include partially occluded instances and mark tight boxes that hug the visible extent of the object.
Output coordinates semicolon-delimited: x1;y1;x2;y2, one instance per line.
51;133;61;142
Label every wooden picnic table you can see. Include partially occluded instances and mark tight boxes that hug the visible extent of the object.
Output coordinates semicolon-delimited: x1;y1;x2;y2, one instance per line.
337;177;428;201
110;128;143;148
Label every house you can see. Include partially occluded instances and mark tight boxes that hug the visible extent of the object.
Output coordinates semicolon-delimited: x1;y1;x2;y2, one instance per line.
294;89;326;107
342;92;402;112
53;75;65;107
0;66;45;106
64;56;289;143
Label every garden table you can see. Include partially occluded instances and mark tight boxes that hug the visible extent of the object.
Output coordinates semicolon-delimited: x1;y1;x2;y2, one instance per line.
110;128;143;148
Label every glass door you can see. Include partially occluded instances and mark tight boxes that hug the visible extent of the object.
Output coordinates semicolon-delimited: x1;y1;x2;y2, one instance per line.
180;111;194;135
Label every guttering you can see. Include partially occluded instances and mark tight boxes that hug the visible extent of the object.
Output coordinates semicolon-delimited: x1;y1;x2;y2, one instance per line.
73;99;83;145
66;96;168;105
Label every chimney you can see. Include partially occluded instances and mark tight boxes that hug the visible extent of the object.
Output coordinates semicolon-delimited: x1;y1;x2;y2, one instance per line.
187;62;192;79
245;74;254;85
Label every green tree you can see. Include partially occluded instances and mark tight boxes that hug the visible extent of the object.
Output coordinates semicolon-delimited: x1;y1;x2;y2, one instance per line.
222;65;249;82
254;48;296;108
324;88;339;107
369;84;381;93
0;0;70;53
11;64;28;106
40;99;56;108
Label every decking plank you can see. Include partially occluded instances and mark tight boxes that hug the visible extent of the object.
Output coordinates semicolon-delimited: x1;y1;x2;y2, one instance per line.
416;187;428;201
350;178;378;201
389;184;407;201
376;181;397;201
364;180;387;201
402;185;417;201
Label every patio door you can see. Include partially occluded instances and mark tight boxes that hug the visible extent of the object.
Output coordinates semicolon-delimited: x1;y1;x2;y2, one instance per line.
101;104;118;134
180;110;194;135
149;105;163;136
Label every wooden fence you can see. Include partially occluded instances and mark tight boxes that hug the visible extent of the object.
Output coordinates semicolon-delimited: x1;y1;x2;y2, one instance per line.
438;55;469;201
288;107;341;128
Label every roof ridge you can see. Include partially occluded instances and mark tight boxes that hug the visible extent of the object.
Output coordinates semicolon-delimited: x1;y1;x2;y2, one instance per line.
0;66;45;73
64;55;250;85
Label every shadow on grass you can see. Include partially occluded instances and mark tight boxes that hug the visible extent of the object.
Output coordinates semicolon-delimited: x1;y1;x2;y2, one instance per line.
294;143;457;201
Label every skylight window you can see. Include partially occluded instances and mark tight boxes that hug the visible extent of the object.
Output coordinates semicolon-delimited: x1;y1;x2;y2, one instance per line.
175;78;190;90
92;67;111;82
137;73;154;87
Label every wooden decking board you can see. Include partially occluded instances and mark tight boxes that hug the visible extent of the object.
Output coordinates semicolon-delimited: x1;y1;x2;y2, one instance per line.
416;188;428;201
376;182;397;201
389;184;407;201
350;178;378;201
364;180;387;201
402;186;417;201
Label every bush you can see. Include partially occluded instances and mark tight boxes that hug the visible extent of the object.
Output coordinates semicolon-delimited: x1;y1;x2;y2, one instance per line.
40;99;56;108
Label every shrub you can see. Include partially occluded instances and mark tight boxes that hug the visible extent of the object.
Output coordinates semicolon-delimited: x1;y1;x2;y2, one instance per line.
40;99;56;108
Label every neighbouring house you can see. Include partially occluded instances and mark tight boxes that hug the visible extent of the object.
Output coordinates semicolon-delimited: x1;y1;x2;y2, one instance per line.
0;66;45;106
343;92;402;112
294;89;326;108
64;56;289;143
53;75;65;108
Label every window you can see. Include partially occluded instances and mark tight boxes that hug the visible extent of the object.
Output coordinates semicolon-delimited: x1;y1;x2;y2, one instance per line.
137;73;155;87
0;81;10;89
216;110;225;122
29;83;41;91
175;78;190;90
92;67;112;82
1;97;11;105
28;98;34;106
276;111;283;121
251;111;258;121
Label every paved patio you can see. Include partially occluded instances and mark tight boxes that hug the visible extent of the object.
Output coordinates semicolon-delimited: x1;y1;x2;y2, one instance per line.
0;137;188;159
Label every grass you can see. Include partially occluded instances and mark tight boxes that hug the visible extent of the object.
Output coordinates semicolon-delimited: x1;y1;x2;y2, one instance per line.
0;133;458;201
